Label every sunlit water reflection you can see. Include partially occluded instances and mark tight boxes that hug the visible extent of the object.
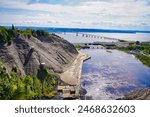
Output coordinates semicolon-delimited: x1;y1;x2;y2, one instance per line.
81;49;150;100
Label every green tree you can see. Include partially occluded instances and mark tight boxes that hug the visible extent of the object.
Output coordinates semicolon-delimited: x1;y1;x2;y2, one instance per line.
33;76;42;98
12;24;15;30
0;27;8;44
40;67;57;97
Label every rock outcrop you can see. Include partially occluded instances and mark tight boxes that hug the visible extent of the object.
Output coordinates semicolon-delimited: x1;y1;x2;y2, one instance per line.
0;35;78;76
122;88;150;100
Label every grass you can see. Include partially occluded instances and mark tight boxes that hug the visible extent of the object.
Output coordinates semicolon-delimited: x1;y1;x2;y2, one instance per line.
115;42;150;68
135;54;150;67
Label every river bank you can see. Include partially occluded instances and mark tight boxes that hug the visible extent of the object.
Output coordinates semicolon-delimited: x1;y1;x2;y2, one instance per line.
58;51;91;99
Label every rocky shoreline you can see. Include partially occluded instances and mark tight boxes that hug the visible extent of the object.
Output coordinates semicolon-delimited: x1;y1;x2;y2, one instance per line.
80;88;150;100
120;88;150;100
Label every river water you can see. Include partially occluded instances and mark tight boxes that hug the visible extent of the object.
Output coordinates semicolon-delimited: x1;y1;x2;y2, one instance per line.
58;32;150;100
57;32;150;43
80;49;150;100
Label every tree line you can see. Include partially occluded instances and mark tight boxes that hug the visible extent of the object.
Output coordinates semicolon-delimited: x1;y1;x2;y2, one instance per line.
0;25;56;45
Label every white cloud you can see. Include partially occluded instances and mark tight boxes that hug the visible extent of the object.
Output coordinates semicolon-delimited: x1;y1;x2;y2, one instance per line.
0;0;150;30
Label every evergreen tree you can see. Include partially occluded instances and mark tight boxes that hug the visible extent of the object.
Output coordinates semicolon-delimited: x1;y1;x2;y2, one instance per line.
12;24;15;30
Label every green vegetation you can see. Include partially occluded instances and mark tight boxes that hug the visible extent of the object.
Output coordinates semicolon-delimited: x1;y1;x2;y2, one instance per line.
0;25;15;45
21;28;50;38
135;54;150;67
40;66;57;98
75;44;90;50
117;47;130;53
75;44;82;50
0;25;58;45
140;42;150;55
119;40;127;42
0;62;57;100
116;42;150;67
21;28;33;38
20;28;59;39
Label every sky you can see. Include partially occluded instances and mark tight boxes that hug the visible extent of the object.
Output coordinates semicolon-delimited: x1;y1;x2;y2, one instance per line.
0;0;150;30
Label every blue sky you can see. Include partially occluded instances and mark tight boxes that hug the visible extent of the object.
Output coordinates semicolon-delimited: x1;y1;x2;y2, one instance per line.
0;0;150;30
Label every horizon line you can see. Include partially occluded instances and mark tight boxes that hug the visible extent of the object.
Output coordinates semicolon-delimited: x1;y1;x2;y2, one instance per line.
1;25;150;33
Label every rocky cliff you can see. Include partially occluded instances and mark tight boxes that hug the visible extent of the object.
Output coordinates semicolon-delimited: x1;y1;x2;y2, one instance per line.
0;34;78;76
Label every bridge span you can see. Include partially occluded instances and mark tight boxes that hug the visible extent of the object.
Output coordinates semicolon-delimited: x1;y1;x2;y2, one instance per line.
62;32;120;41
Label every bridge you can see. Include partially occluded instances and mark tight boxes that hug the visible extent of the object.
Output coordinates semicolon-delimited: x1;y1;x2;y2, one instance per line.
63;32;120;41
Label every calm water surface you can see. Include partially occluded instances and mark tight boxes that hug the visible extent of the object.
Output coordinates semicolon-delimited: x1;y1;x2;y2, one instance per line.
81;49;150;100
58;32;150;43
58;32;150;99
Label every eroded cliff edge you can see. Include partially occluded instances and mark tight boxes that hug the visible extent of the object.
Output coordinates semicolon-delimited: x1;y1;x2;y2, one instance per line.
0;34;78;77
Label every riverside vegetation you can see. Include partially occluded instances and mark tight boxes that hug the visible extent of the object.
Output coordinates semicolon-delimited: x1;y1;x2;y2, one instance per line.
0;25;77;100
116;42;150;67
0;56;57;100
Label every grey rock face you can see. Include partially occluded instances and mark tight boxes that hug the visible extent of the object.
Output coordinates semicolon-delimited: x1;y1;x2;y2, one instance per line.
122;88;150;100
0;35;78;76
